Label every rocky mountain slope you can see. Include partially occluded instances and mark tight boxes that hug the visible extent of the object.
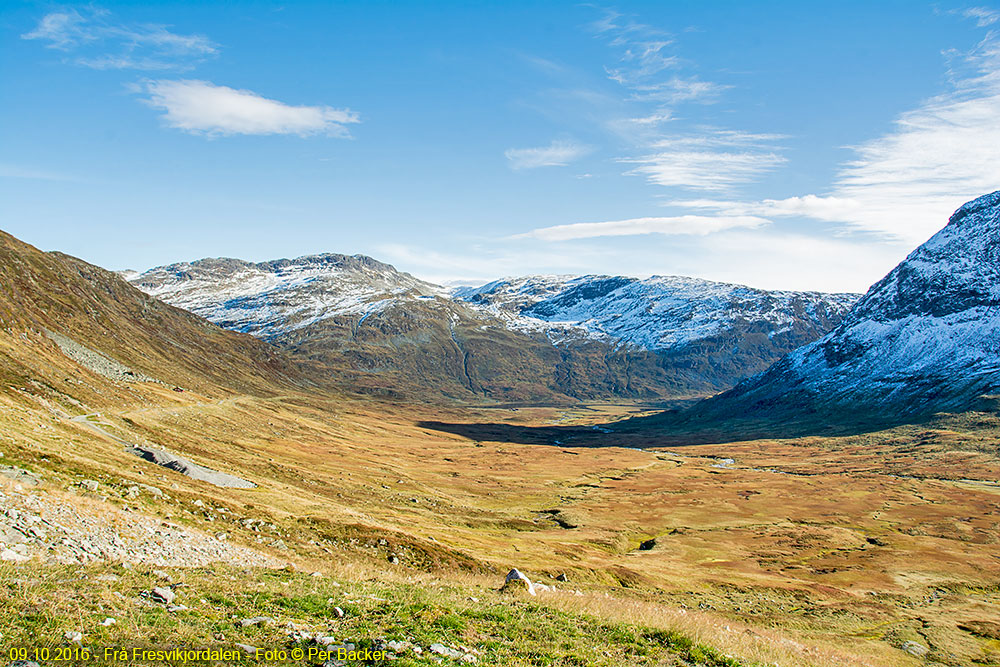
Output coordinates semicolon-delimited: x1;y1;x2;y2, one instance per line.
671;190;1000;426
129;256;858;403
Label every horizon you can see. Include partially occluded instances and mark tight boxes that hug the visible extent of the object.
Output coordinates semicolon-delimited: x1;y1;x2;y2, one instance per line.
4;1;1000;292
123;247;873;296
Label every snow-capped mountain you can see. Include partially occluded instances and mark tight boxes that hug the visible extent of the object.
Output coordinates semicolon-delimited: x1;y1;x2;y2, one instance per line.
454;274;857;350
694;190;1000;420
131;254;442;339
129;253;859;402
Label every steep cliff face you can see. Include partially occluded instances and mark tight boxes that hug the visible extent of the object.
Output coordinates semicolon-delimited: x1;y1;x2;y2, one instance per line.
696;191;1000;420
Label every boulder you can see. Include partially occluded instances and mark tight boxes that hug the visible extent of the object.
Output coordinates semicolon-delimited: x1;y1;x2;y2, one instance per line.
150;587;175;604
0;466;41;486
501;568;536;596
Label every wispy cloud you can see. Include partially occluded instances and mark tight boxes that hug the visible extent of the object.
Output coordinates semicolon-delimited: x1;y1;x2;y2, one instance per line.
22;8;216;70
585;9;780;193
511;214;769;241
139;80;360;137
672;32;1000;243
960;6;1000;27
504;140;591;169
592;9;727;106
0;164;78;182
623;131;786;192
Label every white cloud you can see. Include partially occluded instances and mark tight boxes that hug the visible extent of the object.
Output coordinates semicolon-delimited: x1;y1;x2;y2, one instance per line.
140;80;360;137
22;8;216;70
377;225;903;293
681;229;909;293
511;214;769;241
623;131;786;192
504;140;591;169
671;33;1000;244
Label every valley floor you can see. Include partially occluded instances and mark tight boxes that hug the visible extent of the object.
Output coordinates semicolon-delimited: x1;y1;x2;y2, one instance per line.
2;383;999;666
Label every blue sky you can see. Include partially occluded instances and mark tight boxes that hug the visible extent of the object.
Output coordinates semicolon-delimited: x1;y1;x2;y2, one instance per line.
3;1;1000;292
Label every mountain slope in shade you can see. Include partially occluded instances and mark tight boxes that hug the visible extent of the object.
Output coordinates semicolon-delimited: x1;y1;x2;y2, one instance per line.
685;190;1000;423
130;255;859;402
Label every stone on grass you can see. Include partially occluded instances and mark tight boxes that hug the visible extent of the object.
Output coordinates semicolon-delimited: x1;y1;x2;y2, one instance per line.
100;618;116;627
902;641;929;657
0;548;29;563
150;586;175;604
332;607;345;618
63;631;83;642
501;568;536;596
0;466;41;485
140;484;163;497
430;644;463;659
79;480;99;492
238;616;273;628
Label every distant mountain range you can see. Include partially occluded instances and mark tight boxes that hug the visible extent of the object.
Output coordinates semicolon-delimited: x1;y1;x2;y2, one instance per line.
128;255;858;403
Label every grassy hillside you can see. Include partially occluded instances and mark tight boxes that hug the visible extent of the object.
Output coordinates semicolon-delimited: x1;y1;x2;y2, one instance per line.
0;230;308;399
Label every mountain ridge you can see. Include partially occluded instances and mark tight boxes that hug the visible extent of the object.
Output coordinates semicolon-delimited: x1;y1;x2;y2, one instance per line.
129;252;859;403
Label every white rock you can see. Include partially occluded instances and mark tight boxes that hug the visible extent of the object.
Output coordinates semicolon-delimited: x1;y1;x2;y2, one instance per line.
64;630;83;642
100;618;116;627
238;616;273;627
150;586;175;604
1;548;29;563
501;568;536;596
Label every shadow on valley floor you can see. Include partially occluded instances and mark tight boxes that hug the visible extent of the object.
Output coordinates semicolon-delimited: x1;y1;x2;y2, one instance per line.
416;421;626;448
417;410;928;448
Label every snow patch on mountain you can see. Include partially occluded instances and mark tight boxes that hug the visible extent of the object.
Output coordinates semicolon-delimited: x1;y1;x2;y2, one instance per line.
454;275;858;351
130;254;440;339
713;190;1000;417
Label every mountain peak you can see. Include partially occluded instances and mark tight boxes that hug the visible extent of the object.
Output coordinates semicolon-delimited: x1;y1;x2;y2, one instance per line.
691;190;1000;423
947;188;1000;228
